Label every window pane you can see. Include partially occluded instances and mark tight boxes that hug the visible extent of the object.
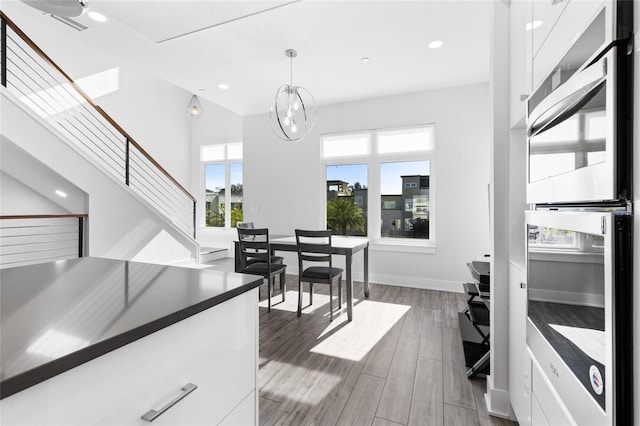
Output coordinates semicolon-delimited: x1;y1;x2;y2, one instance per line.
201;145;225;162
585;111;606;141
326;164;367;236
380;161;430;239
230;163;243;227
322;134;370;157
227;143;243;160
205;164;225;227
377;127;434;154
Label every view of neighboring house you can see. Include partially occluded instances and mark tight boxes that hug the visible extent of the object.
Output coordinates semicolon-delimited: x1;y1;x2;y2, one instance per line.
326;175;429;238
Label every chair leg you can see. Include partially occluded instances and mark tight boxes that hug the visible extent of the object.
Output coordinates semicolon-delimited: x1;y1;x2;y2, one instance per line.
297;279;303;317
329;280;333;322
268;277;272;312
281;272;286;302
338;276;342;307
310;282;313;305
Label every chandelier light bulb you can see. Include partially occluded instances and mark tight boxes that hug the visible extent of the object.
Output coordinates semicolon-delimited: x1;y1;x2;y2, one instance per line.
284;116;290;126
293;100;300;111
291;122;298;133
286;108;293;118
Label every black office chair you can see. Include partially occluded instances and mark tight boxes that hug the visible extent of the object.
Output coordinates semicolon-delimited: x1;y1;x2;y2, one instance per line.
237;222;284;267
295;229;343;321
237;227;287;312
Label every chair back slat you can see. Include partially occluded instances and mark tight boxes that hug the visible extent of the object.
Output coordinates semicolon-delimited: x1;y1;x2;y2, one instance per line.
295;229;333;271
237;227;271;271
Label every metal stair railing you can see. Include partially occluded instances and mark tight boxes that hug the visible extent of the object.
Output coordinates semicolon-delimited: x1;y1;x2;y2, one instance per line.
0;12;196;239
0;214;87;269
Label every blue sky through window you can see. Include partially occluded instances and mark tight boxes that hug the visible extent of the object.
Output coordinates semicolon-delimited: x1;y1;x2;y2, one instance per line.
327;161;429;195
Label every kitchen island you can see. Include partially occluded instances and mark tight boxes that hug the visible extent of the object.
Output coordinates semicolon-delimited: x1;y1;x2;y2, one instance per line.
0;257;261;425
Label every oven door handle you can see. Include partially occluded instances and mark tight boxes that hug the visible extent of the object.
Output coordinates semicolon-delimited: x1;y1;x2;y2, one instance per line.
527;55;607;138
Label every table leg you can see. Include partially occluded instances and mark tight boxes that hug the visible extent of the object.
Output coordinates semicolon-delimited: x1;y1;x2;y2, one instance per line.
234;241;241;273
364;245;369;298
346;252;353;321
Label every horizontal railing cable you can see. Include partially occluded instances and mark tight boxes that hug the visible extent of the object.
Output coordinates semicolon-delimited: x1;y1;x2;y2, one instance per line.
0;215;86;268
1;12;196;239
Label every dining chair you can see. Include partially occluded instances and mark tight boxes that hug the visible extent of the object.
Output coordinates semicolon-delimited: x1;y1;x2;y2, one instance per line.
237;227;287;312
295;229;344;321
238;222;284;268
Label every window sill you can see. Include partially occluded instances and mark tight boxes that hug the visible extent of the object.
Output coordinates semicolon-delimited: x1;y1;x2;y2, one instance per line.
370;239;437;254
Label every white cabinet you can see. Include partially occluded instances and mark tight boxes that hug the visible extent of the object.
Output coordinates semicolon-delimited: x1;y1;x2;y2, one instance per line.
509;0;533;128
0;288;259;426
530;356;575;425
532;0;605;90
508;262;531;426
531;0;570;59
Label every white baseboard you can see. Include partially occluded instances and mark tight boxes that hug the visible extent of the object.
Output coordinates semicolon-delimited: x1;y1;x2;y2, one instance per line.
369;273;463;293
485;374;511;418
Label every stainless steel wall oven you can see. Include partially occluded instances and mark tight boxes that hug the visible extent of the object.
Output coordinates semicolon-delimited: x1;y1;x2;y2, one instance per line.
526;3;633;205
525;1;633;425
526;210;632;425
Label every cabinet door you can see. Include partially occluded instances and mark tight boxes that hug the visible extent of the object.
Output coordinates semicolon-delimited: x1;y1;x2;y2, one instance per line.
531;0;570;59
0;288;258;426
532;0;605;90
508;262;531;425
509;0;532;128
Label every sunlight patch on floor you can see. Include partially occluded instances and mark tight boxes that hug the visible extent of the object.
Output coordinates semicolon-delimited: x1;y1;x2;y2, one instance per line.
260;360;343;404
310;300;410;361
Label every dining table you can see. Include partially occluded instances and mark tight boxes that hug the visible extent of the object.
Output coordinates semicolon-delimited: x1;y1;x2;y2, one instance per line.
234;235;370;321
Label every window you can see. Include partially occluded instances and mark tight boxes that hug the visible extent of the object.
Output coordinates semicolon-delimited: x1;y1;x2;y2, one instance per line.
322;126;434;244
201;143;243;228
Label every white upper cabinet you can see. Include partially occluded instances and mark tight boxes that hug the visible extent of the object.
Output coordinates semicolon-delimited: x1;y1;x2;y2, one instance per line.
532;0;606;91
531;0;570;58
510;0;533;128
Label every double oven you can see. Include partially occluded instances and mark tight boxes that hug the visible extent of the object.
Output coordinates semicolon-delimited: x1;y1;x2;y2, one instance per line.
525;1;633;424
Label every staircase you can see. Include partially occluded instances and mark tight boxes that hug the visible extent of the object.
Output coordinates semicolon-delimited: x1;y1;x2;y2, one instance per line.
0;12;200;266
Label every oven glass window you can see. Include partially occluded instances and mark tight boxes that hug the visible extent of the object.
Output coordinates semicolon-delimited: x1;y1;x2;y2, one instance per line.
529;87;606;183
527;224;606;410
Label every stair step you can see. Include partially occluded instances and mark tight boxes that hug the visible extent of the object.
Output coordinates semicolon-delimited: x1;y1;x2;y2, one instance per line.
200;247;228;263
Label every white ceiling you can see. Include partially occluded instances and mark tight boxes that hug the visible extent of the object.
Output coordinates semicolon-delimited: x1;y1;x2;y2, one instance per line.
5;0;491;116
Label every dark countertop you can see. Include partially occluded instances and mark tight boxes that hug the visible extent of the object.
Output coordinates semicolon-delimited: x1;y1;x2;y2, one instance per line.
0;257;262;400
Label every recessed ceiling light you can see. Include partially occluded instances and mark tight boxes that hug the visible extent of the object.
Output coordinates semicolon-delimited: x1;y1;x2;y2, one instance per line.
361;57;370;63
428;40;443;49
87;10;107;22
218;83;229;90
526;20;543;31
55;190;67;198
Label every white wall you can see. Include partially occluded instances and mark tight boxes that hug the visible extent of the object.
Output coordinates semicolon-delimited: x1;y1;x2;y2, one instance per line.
242;83;491;290
0;172;68;215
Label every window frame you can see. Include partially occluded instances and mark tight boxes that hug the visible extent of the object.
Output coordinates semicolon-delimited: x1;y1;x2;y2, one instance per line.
200;143;243;229
320;125;436;251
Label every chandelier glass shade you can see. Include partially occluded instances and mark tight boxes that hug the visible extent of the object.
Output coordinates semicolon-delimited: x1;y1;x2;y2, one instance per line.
187;95;203;118
270;49;316;142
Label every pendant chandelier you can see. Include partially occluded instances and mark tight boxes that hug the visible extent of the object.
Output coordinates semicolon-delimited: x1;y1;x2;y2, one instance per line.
270;49;316;142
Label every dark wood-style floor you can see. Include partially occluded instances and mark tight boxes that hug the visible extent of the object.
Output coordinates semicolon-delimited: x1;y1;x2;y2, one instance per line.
256;275;515;426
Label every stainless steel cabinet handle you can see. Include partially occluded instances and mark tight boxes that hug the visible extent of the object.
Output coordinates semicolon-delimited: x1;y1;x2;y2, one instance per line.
520;282;526;289
141;383;198;422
